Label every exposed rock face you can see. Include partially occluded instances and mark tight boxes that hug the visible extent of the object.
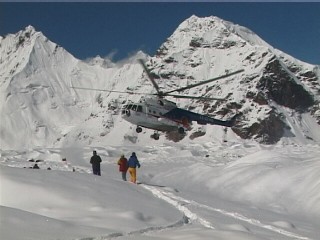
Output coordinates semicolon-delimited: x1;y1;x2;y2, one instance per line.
233;111;286;144
257;58;315;111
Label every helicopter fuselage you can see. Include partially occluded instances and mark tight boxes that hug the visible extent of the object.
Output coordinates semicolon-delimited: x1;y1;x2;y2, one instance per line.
121;97;187;133
121;96;236;135
72;59;242;140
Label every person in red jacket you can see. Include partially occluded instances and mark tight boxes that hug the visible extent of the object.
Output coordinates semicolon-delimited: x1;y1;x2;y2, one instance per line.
117;154;128;181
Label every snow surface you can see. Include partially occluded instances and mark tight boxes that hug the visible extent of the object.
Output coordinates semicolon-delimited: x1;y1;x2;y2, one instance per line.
1;139;320;240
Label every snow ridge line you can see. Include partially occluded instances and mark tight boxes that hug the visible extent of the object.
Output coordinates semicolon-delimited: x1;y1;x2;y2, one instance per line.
141;184;312;240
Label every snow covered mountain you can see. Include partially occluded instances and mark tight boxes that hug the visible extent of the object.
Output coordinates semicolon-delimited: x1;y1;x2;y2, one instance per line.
1;15;320;150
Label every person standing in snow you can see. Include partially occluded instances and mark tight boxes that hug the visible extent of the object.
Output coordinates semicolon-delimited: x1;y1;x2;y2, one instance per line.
117;154;128;181
90;150;102;176
32;163;40;169
127;152;140;183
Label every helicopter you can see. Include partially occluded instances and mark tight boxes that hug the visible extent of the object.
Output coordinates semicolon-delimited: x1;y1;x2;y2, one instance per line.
73;59;244;140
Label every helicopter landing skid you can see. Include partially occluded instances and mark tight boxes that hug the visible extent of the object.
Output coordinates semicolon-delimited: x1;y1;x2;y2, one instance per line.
136;126;143;133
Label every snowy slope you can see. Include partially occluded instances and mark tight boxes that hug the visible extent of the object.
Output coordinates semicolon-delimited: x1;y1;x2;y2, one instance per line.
1;142;320;240
0;26;149;149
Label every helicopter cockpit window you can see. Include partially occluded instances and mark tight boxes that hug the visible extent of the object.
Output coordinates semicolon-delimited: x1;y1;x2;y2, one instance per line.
126;104;133;110
137;105;143;112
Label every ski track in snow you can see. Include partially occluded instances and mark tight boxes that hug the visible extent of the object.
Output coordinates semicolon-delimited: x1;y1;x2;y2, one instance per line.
83;183;312;240
141;184;312;240
79;214;188;240
141;184;215;229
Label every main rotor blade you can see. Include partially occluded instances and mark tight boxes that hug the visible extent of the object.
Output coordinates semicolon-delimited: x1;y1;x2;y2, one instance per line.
167;94;226;101
163;69;244;95
71;86;156;96
138;59;161;95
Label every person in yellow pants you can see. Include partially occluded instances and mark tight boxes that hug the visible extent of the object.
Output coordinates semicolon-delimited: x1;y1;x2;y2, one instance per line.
127;152;141;183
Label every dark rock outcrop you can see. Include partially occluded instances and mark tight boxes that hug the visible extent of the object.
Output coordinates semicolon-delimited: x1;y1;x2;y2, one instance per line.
233;110;286;144
257;58;314;111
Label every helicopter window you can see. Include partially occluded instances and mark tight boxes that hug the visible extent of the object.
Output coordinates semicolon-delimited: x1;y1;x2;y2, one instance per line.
132;105;137;111
137;105;143;112
158;100;164;106
126;104;133;110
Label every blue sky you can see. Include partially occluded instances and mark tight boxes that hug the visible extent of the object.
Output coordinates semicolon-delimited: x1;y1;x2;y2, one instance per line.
1;2;319;64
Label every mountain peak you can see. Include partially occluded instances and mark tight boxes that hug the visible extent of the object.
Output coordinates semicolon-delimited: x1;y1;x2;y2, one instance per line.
24;25;37;34
177;15;224;33
0;26;37;83
15;25;40;41
156;15;249;60
0;24;76;89
170;15;270;50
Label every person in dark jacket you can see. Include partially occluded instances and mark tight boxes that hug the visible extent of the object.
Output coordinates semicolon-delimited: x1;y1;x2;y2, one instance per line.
32;163;40;169
117;154;128;181
90;150;102;176
127;152;140;183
